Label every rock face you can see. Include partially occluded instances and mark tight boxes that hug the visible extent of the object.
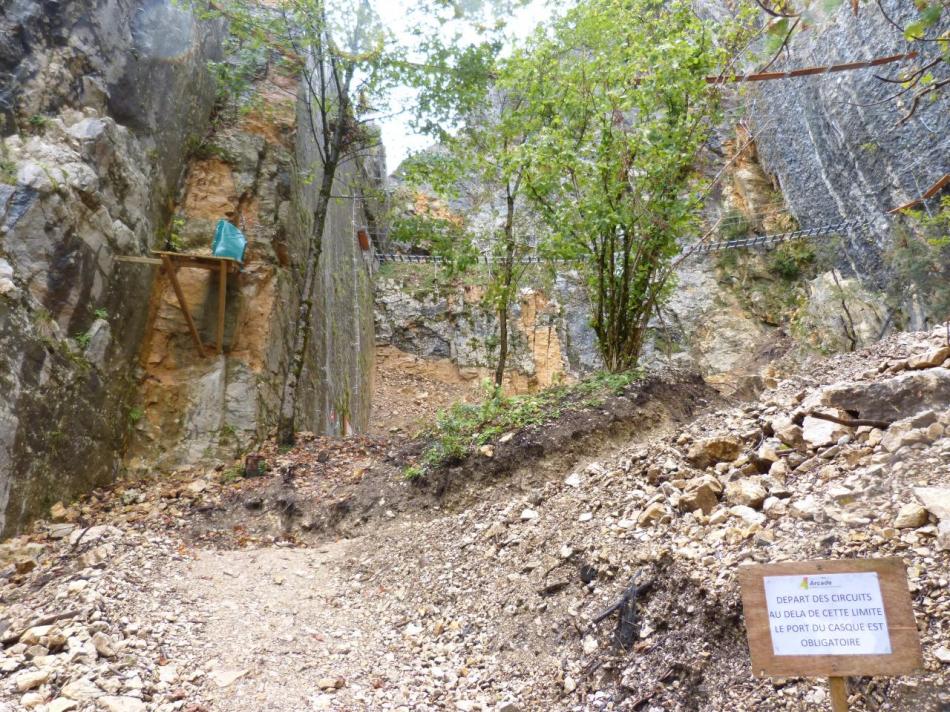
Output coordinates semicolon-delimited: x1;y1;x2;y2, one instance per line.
375;277;573;389
0;3;377;535
291;97;377;435
0;0;223;537
749;0;948;302
816;369;950;422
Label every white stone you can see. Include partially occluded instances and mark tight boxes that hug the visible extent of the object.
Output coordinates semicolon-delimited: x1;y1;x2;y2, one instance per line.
15;669;49;692
894;503;929;529
209;669;247;688
61;677;102;700
802;416;850;449
790;496;821;521
729;505;765;527
520;508;539;521
99;697;146;712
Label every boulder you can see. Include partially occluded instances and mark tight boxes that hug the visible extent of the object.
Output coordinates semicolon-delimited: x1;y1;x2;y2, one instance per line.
894;503;929;529
802;415;851;449
914;487;950;521
679;475;722;514
908;486;950;558
686;436;743;469
637;502;666;527
907;346;950;370
724;479;768;509
815;369;950;422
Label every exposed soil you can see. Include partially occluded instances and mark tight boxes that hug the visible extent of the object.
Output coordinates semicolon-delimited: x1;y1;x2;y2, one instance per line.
187;367;718;547
3;329;949;712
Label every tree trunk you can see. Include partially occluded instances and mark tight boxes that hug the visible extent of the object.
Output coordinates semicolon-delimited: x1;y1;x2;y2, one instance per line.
493;189;517;388
276;161;338;445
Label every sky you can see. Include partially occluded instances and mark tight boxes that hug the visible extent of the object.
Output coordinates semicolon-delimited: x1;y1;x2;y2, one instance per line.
372;0;551;173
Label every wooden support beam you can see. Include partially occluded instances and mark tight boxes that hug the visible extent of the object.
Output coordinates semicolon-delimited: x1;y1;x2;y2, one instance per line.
829;677;849;712
161;254;206;358
115;255;163;265
888;173;950;214
217;260;227;355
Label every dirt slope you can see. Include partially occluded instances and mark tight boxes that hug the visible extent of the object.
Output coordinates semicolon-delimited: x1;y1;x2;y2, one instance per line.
2;328;949;712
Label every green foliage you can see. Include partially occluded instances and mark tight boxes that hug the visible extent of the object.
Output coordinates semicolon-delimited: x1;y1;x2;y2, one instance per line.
219;467;244;484
719;207;753;241
716;239;824;326
93;307;109;320
74;332;91;349
405;369;641;478
0;158;14;186
209;35;270;116
128;406;145;424
768;240;816;281
184;135;232;162
510;0;743;372
389;212;478;275
27;114;49;132
161;216;187;252
887;197;950;322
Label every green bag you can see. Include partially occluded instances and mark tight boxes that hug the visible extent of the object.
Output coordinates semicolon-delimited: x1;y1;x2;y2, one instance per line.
212;220;247;263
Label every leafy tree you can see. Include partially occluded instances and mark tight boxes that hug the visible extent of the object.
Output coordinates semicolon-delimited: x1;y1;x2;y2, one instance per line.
193;0;509;442
397;21;541;388
512;0;736;371
888;196;950;325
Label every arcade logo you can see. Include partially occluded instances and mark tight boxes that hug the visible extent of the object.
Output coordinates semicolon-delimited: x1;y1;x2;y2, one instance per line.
799;575;836;590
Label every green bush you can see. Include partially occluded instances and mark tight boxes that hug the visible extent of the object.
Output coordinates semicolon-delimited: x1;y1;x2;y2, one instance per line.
404;370;641;479
768;240;815;281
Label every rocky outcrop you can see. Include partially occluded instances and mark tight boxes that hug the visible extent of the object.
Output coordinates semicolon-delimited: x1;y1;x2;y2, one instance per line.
748;0;948;304
290;103;377;434
0;3;377;534
375;275;571;391
127;73;378;468
0;0;222;537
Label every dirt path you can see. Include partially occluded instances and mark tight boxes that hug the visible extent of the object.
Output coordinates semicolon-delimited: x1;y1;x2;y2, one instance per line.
163;543;361;711
4;329;949;712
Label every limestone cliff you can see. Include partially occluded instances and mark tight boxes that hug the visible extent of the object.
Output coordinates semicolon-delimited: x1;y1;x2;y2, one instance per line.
748;0;948;303
0;0;222;536
0;1;376;536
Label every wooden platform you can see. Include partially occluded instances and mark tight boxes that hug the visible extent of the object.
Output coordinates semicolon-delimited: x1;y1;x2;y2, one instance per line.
115;251;242;357
156;252;241;357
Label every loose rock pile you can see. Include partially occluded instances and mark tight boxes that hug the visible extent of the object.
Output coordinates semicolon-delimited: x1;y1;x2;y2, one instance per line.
2;327;948;711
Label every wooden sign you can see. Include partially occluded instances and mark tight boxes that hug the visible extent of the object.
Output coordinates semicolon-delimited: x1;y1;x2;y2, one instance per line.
739;558;922;678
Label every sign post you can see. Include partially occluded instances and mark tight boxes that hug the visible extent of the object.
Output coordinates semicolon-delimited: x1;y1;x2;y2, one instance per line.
739;558;922;711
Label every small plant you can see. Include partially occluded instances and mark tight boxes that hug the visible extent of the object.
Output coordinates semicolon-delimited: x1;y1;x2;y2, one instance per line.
184;134;233;163
74;332;91;349
719;207;753;241
219;423;238;442
404;369;641;479
768;240;815;281
162;215;187;252
219;467;244;484
128;406;145;424
0;157;15;185
27;114;49;132
93;307;109;320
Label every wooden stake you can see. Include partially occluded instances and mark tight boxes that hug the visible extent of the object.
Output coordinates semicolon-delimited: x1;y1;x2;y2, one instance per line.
161;254;205;358
829;677;849;712
217;260;227;354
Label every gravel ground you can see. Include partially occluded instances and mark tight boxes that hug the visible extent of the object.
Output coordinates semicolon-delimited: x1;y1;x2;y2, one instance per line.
2;326;949;712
